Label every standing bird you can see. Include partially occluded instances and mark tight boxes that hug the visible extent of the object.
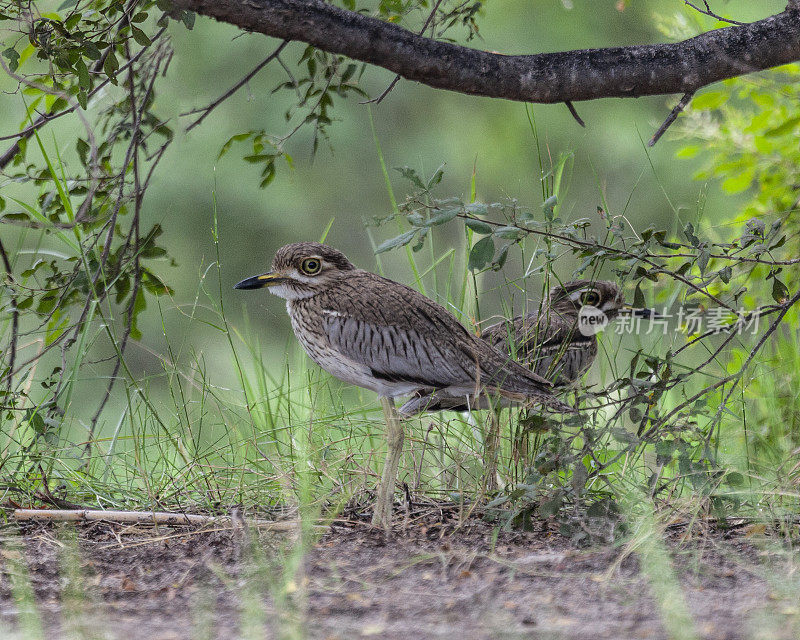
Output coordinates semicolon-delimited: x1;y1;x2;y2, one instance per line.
400;280;653;414
234;242;573;529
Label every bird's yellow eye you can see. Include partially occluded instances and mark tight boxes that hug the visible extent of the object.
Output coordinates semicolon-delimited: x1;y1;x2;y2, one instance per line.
580;290;600;306
301;257;322;275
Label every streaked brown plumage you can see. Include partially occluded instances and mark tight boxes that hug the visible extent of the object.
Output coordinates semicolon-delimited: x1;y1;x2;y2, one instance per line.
234;242;574;527
236;242;571;410
399;280;633;414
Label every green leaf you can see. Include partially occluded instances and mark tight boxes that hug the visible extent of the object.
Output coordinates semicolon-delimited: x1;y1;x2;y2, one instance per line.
464;202;488;216
426;163;445;190
37;295;57;315
493;243;510;270
610;427;640;444
675;145;700;159
341;63;356;83
539;492;564;518
683;223;700;247
25;409;46;434
259;163;276;188
718;265;732;283
468;236;494;271
772;277;789;303
218;131;254;158
765;116;800;137
128;287;147;341
724;472;744;487
142;269;173;295
131;25;151;46
181;10;195;29
140;245;168;259
2;47;19;72
493;226;521;239
691;91;727;110
697;248;709;274
115;275;130;304
75;57;90;89
393;166;424;190
633;282;645;309
243;153;273;163
655;440;677;465
721;167;754;194
83;41;101;60
63;14;81;30
465;219;492;234
425;208;459;226
375;230;417;254
103;50;119;81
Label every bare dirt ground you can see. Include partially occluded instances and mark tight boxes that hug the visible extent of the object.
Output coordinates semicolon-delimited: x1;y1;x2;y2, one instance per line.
0;509;796;640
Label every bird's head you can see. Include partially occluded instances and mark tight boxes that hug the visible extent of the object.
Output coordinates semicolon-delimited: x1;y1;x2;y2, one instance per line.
548;280;652;321
234;242;356;300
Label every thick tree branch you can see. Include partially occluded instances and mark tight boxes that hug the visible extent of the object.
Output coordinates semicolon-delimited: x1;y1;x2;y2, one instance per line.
173;0;800;103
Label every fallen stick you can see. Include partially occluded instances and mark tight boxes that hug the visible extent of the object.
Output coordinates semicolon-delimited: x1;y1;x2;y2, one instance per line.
11;508;329;532
12;509;220;526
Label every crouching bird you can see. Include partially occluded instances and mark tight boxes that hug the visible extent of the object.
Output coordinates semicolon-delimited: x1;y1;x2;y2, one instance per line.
235;242;573;529
400;279;656;414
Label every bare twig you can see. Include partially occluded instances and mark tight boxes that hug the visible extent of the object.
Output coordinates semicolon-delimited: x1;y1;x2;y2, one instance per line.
648;91;695;147
183;40;289;132
683;1;745;26
0;237;18;401
565;101;586;128
85;35;159;453
364;74;401;105
361;0;445;105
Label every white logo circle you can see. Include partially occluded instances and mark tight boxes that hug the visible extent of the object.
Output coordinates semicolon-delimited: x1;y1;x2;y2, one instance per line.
578;305;609;336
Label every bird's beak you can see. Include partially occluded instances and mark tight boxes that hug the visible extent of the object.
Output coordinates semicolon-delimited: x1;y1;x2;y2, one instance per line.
622;306;663;319
233;272;290;290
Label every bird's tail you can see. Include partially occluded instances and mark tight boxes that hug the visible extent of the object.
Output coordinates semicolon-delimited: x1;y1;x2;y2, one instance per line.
483;354;576;413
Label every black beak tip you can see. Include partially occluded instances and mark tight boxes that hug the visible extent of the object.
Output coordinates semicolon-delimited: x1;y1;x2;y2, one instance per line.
632;307;663;319
233;276;264;290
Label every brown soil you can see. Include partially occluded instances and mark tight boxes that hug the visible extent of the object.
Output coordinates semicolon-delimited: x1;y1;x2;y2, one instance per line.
0;511;796;640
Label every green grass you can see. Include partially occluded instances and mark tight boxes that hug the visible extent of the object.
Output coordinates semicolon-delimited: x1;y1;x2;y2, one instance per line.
2;166;799;523
4;223;798;525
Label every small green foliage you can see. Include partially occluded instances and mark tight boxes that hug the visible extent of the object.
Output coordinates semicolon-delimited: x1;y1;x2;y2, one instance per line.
677;63;800;272
2;46;19;71
467;236;494;270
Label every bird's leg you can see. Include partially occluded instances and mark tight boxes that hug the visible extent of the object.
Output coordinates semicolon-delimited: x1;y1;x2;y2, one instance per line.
372;396;404;530
482;403;502;494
